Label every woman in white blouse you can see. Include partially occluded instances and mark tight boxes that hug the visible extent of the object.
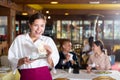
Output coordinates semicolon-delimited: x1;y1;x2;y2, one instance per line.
8;13;59;80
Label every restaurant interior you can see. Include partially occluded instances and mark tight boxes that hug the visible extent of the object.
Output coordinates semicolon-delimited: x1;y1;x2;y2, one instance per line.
0;0;120;80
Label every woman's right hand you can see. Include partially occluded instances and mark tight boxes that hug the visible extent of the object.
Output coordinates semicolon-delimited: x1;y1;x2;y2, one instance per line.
95;65;100;70
17;57;33;67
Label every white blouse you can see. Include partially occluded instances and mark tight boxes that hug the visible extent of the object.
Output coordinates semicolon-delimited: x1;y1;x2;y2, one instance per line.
8;33;59;73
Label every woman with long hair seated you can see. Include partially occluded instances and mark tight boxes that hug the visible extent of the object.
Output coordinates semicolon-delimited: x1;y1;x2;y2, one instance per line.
86;40;111;73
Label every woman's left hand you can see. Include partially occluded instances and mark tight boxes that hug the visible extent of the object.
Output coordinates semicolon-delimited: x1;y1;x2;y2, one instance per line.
44;45;54;67
44;45;52;56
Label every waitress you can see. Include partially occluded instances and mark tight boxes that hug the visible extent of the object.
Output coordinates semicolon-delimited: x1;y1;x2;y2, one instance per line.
8;13;59;80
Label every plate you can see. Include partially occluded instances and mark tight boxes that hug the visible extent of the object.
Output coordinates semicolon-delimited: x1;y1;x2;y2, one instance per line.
29;54;47;61
94;71;112;74
93;76;115;80
0;70;7;73
54;78;69;80
0;67;10;71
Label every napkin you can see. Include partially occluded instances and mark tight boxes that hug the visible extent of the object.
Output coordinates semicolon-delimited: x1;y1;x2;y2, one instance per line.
29;41;47;60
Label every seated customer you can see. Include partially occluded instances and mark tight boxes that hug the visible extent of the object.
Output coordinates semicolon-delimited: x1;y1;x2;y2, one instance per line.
82;38;90;54
55;39;79;69
86;40;111;72
81;38;91;67
111;50;120;71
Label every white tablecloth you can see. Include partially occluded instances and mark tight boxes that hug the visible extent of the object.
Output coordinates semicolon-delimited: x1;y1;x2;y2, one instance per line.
51;69;120;80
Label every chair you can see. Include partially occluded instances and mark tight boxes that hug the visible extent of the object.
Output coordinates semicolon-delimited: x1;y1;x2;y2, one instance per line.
0;55;10;67
80;53;89;69
14;69;20;80
109;55;115;65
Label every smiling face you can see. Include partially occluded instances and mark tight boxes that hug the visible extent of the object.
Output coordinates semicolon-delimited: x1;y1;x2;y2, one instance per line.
29;18;46;39
92;43;100;53
28;13;46;41
92;40;104;54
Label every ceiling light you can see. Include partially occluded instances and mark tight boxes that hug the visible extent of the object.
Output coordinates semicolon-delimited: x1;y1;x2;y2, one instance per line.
50;1;58;4
89;1;100;4
33;10;35;13
48;16;51;19
22;12;28;15
65;13;69;15
46;11;49;14
115;13;120;15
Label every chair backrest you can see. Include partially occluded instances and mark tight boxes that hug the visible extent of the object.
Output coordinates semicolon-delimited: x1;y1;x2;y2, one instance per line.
0;55;10;67
109;55;115;65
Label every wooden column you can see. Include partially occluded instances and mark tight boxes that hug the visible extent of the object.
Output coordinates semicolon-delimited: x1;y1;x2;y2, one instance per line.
8;9;16;47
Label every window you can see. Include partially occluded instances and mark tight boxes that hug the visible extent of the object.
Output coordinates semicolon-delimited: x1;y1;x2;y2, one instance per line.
114;20;120;39
0;16;7;41
55;20;83;43
104;20;113;39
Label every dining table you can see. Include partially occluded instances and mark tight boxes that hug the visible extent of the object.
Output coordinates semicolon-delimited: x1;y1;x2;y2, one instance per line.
0;67;14;80
0;66;20;80
51;69;120;80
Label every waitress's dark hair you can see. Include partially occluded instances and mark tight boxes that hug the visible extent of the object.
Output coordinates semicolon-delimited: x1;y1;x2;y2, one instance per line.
29;13;46;25
94;40;104;51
